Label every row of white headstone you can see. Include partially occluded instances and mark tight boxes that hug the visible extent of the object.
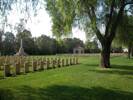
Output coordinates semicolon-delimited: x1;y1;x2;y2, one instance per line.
2;57;79;78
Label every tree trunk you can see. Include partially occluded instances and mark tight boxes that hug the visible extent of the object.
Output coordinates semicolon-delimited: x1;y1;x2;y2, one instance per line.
128;44;132;59
131;46;133;57
0;31;3;55
100;41;111;68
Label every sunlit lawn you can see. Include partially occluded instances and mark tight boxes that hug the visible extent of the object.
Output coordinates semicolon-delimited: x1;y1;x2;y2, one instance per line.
0;55;133;100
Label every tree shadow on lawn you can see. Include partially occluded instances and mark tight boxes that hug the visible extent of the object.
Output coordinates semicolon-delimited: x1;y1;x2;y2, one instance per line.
84;63;133;71
85;63;133;76
0;88;15;100
85;63;132;68
89;68;133;76
0;85;133;100
109;64;133;75
111;64;133;71
87;64;133;76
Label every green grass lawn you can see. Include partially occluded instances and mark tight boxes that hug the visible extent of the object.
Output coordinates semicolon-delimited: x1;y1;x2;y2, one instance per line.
0;55;133;100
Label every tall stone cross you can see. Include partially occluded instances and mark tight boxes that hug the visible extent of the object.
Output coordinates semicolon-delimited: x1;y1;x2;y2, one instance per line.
15;39;27;56
20;39;23;48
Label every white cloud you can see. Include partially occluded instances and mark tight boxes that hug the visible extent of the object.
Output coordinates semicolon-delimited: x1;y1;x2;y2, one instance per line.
26;9;52;37
4;1;86;42
72;28;86;42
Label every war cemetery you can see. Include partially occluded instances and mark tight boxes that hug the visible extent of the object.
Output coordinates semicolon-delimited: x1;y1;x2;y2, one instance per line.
0;0;133;100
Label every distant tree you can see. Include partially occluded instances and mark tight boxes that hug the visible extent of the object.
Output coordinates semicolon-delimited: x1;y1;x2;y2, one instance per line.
0;31;4;55
85;39;100;53
3;32;15;55
56;40;67;54
36;35;56;55
51;39;57;54
16;29;36;54
63;38;84;53
16;29;32;40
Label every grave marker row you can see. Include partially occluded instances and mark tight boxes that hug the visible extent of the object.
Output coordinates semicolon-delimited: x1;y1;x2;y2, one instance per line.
1;57;79;78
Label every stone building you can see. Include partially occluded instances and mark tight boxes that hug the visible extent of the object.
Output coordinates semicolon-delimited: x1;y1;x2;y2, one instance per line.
73;45;84;54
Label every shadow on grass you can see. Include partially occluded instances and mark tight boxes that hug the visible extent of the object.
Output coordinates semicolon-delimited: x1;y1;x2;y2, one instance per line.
111;65;133;71
0;88;15;100
82;62;133;76
89;68;133;76
0;76;4;80
0;85;133;100
83;60;133;70
84;63;133;71
87;64;133;76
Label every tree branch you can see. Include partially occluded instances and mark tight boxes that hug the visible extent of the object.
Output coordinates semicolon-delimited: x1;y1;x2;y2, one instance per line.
109;0;126;42
105;0;115;37
124;0;133;6
89;6;104;43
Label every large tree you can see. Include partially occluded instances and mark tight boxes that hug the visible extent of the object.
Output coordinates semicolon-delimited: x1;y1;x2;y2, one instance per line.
115;15;133;58
44;0;133;68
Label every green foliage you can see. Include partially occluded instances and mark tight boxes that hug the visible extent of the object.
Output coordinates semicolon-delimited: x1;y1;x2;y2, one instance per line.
114;15;133;57
44;0;133;40
16;29;37;55
43;0;109;37
63;38;84;53
0;31;4;55
16;29;32;40
0;28;85;55
85;40;98;50
56;38;84;54
56;40;67;54
45;0;76;38
0;55;133;100
44;0;133;67
35;35;57;55
115;15;133;47
85;39;100;53
3;32;15;55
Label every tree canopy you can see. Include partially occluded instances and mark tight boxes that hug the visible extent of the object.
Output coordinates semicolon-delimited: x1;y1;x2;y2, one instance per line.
44;0;133;68
114;15;133;58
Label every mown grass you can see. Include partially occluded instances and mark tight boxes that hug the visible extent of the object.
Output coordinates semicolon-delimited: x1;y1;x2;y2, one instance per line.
0;55;133;100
